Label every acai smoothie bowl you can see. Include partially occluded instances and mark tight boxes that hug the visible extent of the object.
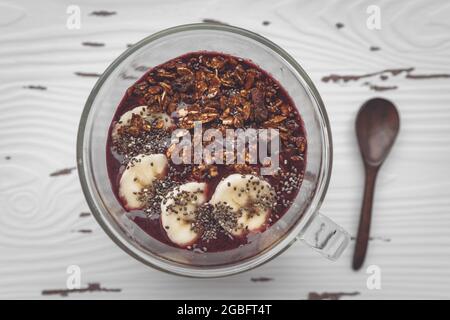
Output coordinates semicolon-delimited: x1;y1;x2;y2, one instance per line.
77;24;349;277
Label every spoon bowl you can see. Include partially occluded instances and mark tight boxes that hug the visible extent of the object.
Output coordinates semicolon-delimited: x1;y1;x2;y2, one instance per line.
356;98;400;167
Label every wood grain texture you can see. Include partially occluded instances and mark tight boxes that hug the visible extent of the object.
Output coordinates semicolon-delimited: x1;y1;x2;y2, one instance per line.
1;0;450;299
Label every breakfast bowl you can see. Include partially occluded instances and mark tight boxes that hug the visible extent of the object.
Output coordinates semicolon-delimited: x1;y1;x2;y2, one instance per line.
77;23;349;277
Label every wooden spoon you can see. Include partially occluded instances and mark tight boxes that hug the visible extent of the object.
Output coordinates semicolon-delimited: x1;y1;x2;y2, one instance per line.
353;98;400;270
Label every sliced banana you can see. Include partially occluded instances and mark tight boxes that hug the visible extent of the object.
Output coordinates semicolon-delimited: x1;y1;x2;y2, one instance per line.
119;154;168;210
112;106;174;139
161;182;207;247
210;174;275;236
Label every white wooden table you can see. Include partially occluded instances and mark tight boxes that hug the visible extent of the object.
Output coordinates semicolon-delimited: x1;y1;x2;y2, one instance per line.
1;0;450;299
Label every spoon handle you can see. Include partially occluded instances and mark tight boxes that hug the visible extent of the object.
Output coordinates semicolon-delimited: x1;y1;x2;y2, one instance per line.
352;165;378;270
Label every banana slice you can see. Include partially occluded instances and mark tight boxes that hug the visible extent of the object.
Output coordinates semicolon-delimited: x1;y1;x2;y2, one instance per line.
112;106;174;139
210;174;275;236
119;154;168;210
161;182;207;247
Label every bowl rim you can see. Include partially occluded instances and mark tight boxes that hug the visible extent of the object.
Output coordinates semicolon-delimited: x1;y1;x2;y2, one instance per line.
76;23;333;278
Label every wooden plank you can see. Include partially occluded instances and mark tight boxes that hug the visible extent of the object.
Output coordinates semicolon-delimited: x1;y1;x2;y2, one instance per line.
1;0;450;299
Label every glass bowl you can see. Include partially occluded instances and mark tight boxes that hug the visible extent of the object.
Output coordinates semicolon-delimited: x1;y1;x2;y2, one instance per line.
77;23;349;277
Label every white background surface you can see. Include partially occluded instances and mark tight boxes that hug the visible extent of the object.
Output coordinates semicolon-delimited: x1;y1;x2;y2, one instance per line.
1;0;450;299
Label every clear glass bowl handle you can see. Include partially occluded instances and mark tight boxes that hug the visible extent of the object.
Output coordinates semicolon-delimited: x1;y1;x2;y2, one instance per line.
299;212;350;260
